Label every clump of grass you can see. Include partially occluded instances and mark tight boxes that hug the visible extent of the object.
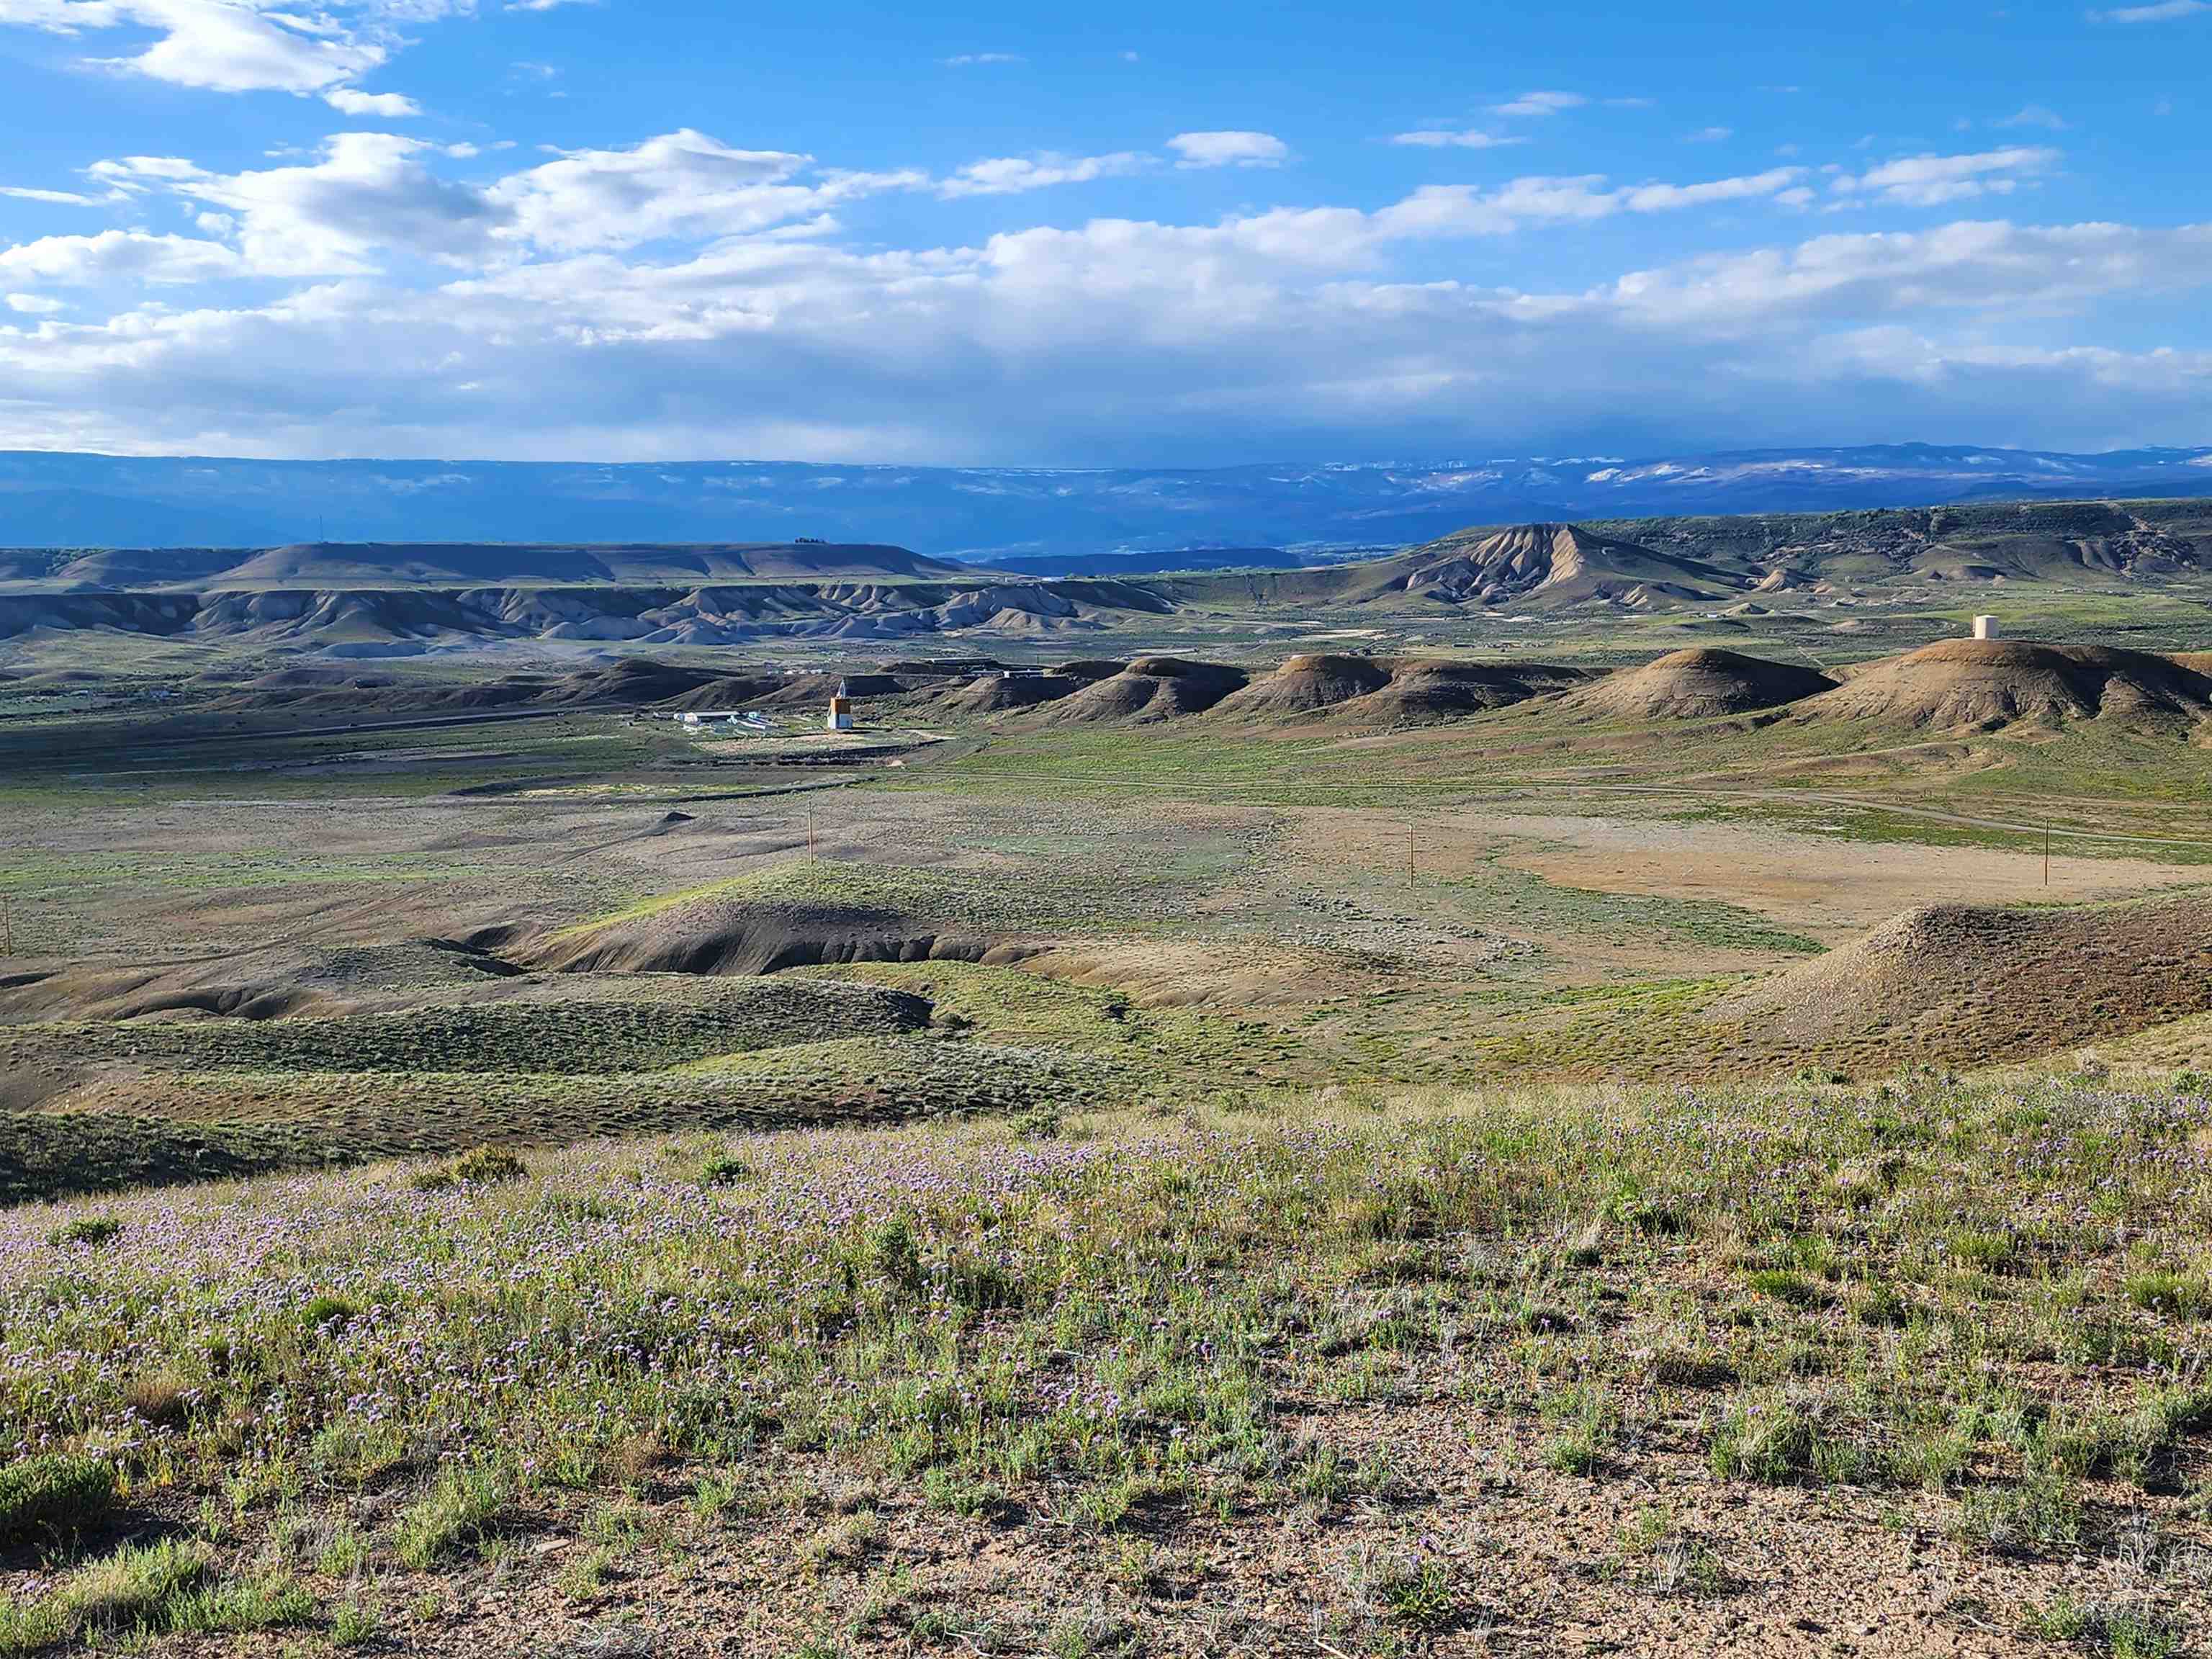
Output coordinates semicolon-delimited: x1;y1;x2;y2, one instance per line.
2025;1594;2183;1658
0;1452;116;1545
166;1572;316;1635
394;1465;511;1570
1955;1460;2082;1557
62;1538;212;1636
45;1215;121;1249
2125;1269;2211;1321
1708;1390;1861;1486
1539;1382;1618;1476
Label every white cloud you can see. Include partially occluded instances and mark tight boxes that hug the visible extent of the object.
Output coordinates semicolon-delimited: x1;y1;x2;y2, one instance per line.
1831;146;2058;207
4;118;2211;465
938;153;1147;198
325;87;422;117
487;130;921;253
1491;90;1586;117
1998;104;2068;130
14;209;2212;465
1166;131;1289;169
1389;129;1525;150
942;51;1022;66
1621;167;1803;211
0;0;469;96
2090;0;2206;19
92;133;504;274
1686;125;1733;143
0;184;104;204
0;228;243;285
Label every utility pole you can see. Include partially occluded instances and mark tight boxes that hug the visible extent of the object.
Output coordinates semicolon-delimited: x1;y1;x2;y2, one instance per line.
1;894;11;956
1407;822;1416;889
808;804;817;863
2044;826;2050;889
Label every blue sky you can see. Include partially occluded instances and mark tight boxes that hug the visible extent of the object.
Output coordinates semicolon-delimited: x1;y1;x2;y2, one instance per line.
0;0;2206;462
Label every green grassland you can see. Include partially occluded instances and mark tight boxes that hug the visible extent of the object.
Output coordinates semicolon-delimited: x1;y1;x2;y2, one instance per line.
2;1078;2208;1652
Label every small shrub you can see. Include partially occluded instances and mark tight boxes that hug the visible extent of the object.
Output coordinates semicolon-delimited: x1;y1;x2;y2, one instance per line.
46;1216;121;1249
920;1466;1010;1521
414;1144;529;1190
453;1144;528;1184
0;1453;116;1545
1375;1555;1462;1632
300;1294;360;1334
1745;1268;1825;1307
331;1596;382;1647
698;1154;753;1187
866;1215;925;1295
1851;1282;1914;1328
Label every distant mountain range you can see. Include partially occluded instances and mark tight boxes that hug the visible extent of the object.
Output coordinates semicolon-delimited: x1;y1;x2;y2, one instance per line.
3;444;2211;559
4;500;2206;657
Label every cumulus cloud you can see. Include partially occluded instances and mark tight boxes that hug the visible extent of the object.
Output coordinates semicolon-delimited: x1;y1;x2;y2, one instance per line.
6;292;67;313
96;134;504;274
487;130;923;252
1831;146;2058;206
1166;131;1289;169
0;228;243;286
324;87;422;117
0;0;465;99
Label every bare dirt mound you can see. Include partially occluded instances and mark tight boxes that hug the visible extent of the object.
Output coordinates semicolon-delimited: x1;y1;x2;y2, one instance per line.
527;894;1018;976
1206;654;1392;720
1337;659;1591;724
1563;648;1835;721
1039;657;1249;725
935;673;1087;715
1791;641;2212;732
1712;891;2212;1068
